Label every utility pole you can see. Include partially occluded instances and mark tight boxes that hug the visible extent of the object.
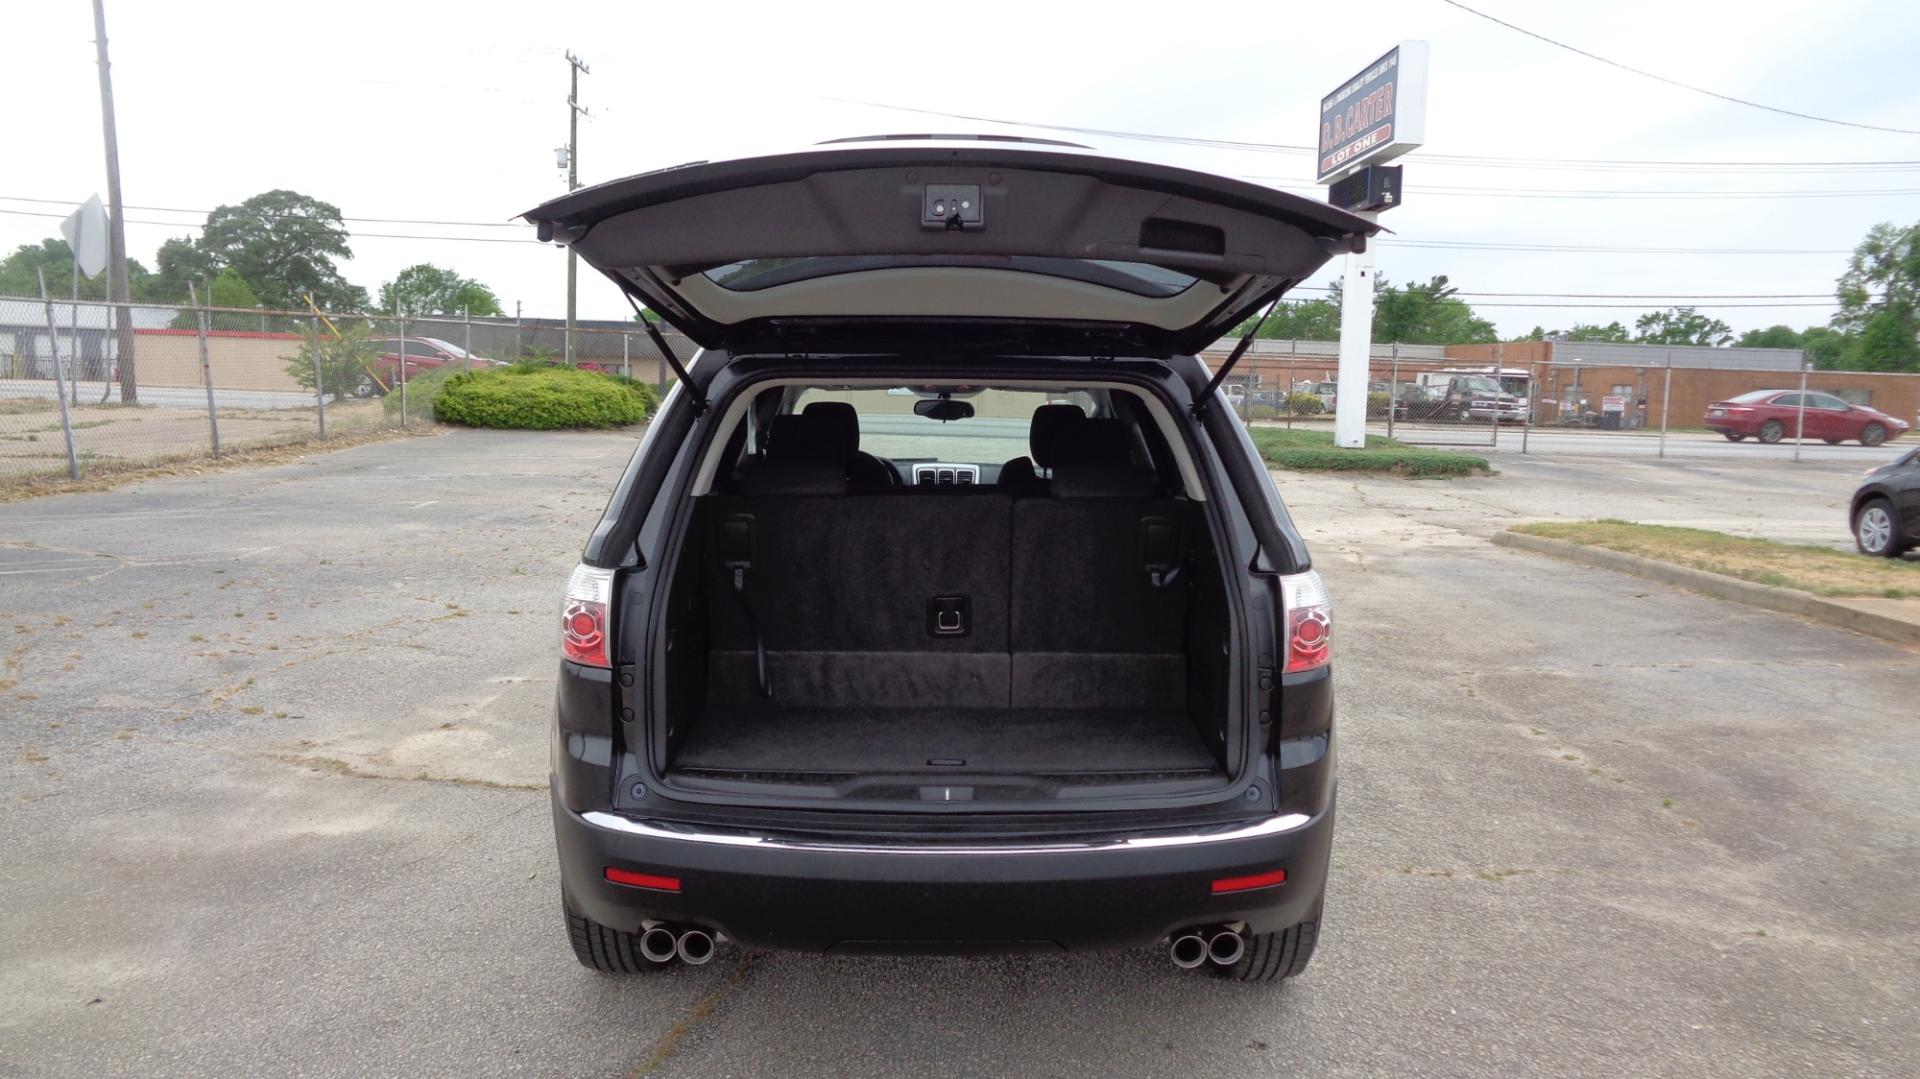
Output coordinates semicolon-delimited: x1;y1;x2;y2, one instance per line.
563;50;590;367
91;0;136;402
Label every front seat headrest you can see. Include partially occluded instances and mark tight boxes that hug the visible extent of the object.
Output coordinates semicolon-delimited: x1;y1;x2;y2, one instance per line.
800;401;862;462
1070;418;1132;467
763;412;849;465
1027;404;1087;468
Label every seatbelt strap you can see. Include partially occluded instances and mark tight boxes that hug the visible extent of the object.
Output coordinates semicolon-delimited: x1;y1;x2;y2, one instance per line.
720;514;772;697
1142;516;1185;588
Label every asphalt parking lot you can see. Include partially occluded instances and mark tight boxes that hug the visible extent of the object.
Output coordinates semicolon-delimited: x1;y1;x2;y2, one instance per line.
3;429;1916;1077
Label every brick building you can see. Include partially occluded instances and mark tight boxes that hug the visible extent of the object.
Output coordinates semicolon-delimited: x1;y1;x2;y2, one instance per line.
1199;336;1920;426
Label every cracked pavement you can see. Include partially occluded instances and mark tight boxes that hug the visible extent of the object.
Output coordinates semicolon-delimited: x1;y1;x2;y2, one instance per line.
2;430;1916;1077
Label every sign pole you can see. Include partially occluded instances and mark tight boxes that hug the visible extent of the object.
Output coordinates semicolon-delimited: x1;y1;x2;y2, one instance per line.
1317;41;1425;451
1334;218;1377;449
36;268;82;481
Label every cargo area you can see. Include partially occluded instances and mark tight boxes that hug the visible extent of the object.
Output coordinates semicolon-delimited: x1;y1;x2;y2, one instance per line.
650;392;1239;792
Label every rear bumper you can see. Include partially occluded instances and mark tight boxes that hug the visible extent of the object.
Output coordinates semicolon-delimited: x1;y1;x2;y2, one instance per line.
553;792;1334;954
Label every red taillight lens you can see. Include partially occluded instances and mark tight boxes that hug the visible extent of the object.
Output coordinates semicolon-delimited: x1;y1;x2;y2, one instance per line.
561;564;615;668
1212;868;1288;894
1280;570;1332;674
604;867;680;892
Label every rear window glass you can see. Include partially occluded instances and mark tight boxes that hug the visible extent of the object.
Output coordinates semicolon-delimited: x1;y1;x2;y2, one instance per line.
790;386;1102;464
1727;390;1781;403
705;256;1197;298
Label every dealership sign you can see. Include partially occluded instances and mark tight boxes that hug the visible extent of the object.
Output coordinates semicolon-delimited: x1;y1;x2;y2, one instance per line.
1317;42;1429;184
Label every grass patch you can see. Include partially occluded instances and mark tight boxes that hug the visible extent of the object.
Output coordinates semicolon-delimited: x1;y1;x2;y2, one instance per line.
1249;426;1491;478
433;365;657;430
1511;519;1920;598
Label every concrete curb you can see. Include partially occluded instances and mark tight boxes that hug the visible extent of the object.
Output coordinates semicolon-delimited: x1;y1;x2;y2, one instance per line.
1490;531;1920;647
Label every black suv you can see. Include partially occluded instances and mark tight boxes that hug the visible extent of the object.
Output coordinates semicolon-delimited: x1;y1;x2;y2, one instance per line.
528;137;1376;981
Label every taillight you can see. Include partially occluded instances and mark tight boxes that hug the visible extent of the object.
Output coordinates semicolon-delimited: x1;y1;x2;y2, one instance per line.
561;564;615;668
1280;570;1331;674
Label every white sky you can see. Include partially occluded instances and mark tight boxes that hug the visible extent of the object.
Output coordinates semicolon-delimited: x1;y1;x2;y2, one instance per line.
7;0;1919;337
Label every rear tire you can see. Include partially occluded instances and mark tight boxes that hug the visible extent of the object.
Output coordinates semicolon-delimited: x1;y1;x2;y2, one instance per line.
1824;437;1842;445
1759;419;1785;444
1218;910;1320;983
1862;423;1888;447
1722;432;1745;442
563;892;658;974
1854;498;1902;558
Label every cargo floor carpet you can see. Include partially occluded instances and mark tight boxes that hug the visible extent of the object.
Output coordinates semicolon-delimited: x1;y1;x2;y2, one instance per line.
673;706;1218;775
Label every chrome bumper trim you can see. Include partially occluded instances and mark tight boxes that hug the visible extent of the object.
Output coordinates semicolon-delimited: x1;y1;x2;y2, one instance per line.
578;810;1313;856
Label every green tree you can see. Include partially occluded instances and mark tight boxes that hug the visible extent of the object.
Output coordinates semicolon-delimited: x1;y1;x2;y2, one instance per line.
1733;324;1804;349
1234;279;1496;345
1847;310;1920;372
1634;307;1732;347
0;237;156;299
1561;321;1632;343
196;190;369;312
1231;298;1344;340
1371;276;1498;345
208;267;259;309
169;267;263;330
1833;221;1919;335
152;236;218;301
1800;326;1850;370
377;263;504;317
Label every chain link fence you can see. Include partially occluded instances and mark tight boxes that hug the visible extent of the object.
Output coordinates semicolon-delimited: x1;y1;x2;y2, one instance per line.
1;294;673;486
1214;342;1919;457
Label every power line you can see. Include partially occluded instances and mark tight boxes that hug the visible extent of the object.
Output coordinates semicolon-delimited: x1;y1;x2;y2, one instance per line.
1379;238;1851;255
1436;0;1920;136
1288;286;1834;299
0;194;524;229
825;97;1920;172
0;205;1853;257
0;207;542;243
1241;179;1920;200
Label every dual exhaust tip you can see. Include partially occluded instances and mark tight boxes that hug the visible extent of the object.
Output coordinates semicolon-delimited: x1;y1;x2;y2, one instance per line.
1170;928;1245;970
638;925;715;966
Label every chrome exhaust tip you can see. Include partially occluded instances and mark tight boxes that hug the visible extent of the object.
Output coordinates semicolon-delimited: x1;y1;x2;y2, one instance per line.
638;926;678;965
1169;933;1209;970
1207;930;1246;967
676;928;715;966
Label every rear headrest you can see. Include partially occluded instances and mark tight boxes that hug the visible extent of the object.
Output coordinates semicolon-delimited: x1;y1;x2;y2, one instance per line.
1049;465;1160;500
736;461;849;497
800;401;862;462
1050;418;1157;498
1027;404;1086;467
764;412;849;465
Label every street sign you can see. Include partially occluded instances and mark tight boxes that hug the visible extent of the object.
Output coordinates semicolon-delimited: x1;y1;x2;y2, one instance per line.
1316;42;1429;184
60;195;109;278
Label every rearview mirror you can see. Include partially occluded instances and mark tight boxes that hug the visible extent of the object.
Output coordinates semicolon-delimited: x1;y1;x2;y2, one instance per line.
914;398;975;423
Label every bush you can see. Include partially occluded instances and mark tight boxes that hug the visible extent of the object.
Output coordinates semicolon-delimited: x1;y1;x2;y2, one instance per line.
432;365;654;429
1285;392;1325;416
1367;391;1392;414
382;365;463;424
286;321;385;402
1247;427;1491;478
599;371;662;416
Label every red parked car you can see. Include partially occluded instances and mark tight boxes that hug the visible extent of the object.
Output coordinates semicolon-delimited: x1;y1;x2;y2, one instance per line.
1703;390;1909;446
351;337;504;397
